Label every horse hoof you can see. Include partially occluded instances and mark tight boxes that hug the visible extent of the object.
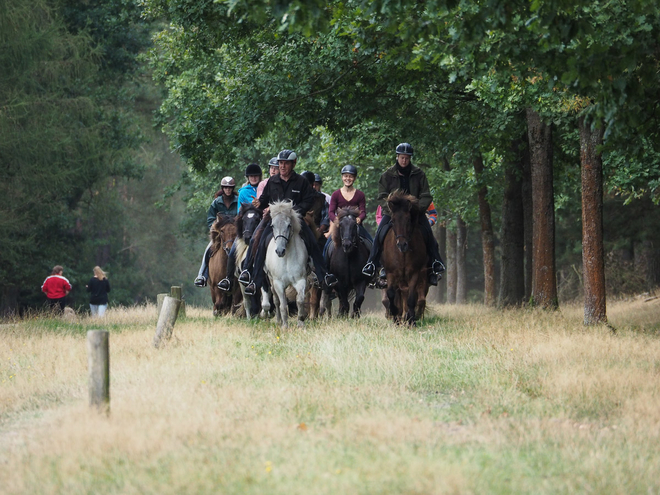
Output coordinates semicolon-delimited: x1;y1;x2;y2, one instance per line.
297;320;305;327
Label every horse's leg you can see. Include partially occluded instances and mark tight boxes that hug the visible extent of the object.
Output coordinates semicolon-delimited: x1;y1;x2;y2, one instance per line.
273;281;288;328
259;286;271;319
352;281;367;318
405;274;419;326
294;277;307;326
336;286;350;317
416;274;428;321
386;284;399;322
319;289;330;318
381;288;390;319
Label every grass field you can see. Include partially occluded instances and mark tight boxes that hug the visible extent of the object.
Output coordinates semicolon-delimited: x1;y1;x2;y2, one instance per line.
1;299;659;494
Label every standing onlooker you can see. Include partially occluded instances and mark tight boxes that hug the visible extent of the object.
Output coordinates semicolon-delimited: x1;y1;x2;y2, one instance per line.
41;265;72;313
86;266;111;317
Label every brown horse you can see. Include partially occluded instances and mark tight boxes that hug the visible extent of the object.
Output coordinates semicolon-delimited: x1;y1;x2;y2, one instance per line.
208;214;240;316
381;191;428;325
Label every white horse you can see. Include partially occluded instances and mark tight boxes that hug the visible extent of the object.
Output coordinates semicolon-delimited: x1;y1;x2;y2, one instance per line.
261;200;308;328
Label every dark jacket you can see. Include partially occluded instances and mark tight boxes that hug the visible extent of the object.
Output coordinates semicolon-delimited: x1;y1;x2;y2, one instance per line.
377;164;433;213
86;277;110;305
257;171;315;215
207;193;239;228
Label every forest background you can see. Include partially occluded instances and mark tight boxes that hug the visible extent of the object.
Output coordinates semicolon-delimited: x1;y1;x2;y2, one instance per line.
2;0;660;317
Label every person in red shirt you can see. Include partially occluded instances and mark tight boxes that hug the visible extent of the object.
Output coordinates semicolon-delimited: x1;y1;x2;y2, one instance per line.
41;265;72;313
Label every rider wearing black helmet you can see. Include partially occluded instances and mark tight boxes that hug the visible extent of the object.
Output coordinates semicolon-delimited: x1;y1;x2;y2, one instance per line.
229;149;338;295
361;143;445;285
237;163;263;207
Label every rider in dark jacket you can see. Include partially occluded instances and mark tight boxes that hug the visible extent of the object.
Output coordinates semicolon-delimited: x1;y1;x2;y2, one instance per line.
229;150;338;296
362;143;445;285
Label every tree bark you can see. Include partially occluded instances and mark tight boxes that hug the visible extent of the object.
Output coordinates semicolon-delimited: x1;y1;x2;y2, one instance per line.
473;154;496;306
499;138;526;307
433;221;446;303
456;216;468;304
579;116;607;324
446;225;457;304
522;137;533;301
526;108;558;309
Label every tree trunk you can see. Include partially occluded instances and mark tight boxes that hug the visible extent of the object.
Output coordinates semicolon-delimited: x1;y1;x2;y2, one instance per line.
522;137;533;301
499;138;526;307
433;221;446;303
446;225;457;304
456;216;468;304
473;154;496;306
579;116;607;324
526;108;558;309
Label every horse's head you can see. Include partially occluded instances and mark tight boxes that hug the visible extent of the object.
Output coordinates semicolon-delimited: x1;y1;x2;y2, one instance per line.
269;200;301;258
236;204;263;243
211;214;237;255
387;191;420;253
336;206;360;253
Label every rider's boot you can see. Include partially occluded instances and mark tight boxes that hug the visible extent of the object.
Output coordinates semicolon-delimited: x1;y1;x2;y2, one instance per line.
238;270;251;286
194;243;212;287
194;276;207;287
324;273;338;289
217;278;232;291
244;282;257;296
362;261;376;278
432;260;446;275
376;267;388;289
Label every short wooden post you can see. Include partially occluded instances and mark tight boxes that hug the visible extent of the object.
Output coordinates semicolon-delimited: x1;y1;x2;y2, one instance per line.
156;293;169;315
87;330;110;414
170;286;186;319
153;296;182;348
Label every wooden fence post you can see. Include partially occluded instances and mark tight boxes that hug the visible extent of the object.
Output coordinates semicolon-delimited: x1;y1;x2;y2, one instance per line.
170;286;186;319
153;296;182;348
87;330;110;414
157;293;169;315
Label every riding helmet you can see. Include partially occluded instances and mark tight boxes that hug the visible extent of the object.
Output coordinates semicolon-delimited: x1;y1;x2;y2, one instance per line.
314;173;323;184
220;176;236;187
244;163;262;177
301;171;316;185
341;165;358;176
277;149;298;161
268;156;279;168
395;143;414;156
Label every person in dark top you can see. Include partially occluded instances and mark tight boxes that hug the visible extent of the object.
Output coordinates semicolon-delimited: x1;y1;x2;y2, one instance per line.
361;143;445;285
194;176;239;287
86;266;111;317
234;149;339;296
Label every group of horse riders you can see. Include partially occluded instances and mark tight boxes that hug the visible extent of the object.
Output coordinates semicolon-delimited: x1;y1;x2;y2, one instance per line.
193;143;446;297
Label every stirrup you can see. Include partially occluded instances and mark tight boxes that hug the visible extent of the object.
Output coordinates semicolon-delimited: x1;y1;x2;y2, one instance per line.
324;273;338;288
432;260;446;274
238;270;251;286
362;261;376;277
194;276;207;287
244;282;257;296
217;278;232;292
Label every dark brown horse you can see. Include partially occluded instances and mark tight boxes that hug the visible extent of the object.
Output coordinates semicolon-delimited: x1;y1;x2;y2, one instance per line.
326;206;370;317
208;214;240;316
381;191;428;325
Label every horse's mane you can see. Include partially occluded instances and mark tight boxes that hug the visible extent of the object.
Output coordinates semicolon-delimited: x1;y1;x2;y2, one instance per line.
387;191;421;224
210;214;235;245
269;200;302;236
235;204;262;236
333;206;361;247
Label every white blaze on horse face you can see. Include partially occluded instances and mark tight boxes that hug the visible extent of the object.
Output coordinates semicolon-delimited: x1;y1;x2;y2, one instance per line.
247;212;256;218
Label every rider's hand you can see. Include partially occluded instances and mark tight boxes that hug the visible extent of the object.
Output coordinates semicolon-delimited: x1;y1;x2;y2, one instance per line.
356;217;362;224
252;198;260;208
324;231;330;238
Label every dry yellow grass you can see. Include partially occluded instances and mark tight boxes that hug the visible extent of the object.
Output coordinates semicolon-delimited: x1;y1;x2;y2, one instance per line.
1;299;659;494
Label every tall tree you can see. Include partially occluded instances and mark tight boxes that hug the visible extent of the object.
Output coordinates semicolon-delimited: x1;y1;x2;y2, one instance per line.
580;117;606;324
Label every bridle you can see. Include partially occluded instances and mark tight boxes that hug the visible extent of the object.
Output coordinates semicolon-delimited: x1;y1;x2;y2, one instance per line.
274;224;291;244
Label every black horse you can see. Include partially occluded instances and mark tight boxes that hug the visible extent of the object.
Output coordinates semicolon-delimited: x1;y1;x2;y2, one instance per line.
234;204;265;318
326;206;371;317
